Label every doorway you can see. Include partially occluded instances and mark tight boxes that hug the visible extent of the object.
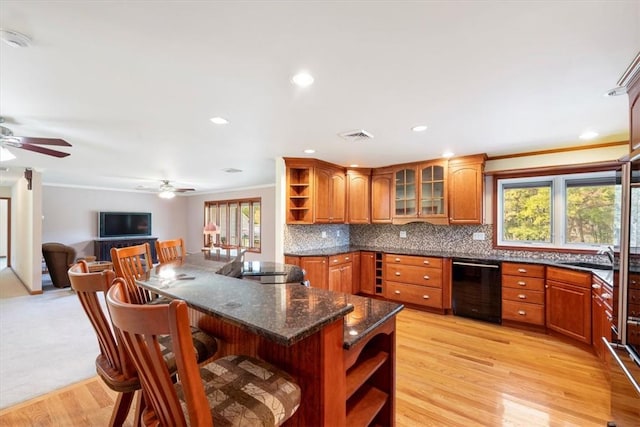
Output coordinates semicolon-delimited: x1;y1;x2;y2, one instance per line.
0;198;10;270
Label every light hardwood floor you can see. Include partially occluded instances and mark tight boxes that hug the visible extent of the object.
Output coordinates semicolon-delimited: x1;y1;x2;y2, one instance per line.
0;308;610;426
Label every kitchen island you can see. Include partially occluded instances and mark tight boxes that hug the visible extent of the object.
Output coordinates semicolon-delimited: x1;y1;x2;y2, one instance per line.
136;255;403;426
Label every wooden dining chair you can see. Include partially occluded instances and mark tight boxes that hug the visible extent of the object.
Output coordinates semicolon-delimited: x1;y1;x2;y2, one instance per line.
68;261;144;427
106;279;302;427
155;238;186;264
110;244;219;365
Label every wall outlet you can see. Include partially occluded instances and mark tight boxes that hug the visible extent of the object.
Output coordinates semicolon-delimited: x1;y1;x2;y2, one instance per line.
321;231;327;238
473;232;485;241
399;230;407;238
337;230;341;237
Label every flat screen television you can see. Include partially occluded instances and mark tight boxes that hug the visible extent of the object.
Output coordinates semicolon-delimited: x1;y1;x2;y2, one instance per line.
99;212;152;238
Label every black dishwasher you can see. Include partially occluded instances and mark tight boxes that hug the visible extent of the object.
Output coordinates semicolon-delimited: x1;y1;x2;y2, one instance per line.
452;258;502;324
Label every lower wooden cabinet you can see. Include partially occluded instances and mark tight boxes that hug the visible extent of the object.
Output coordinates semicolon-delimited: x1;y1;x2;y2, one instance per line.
384;281;443;309
300;256;328;289
329;253;354;294
546;267;592;345
502;262;546;326
383;254;444;310
359;251;376;295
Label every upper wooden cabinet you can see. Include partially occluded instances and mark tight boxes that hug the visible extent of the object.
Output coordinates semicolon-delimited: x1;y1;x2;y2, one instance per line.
447;154;486;224
393;160;449;224
617;53;640;151
371;169;393;223
346;168;371;224
285;158;345;224
315;164;345;223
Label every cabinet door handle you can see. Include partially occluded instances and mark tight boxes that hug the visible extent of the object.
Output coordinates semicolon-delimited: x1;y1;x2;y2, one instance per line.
592;283;601;290
394;257;401;262
333;259;338;263
518;294;526;299
345;257;350;261
602;293;612;300
518;281;526;286
423;275;430;280
423;295;430;299
423;260;430;265
395;272;401;276
518;268;527;273
394;290;401;294
518;310;526;316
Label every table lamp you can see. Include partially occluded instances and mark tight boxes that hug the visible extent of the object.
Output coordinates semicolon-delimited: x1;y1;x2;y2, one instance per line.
203;222;220;249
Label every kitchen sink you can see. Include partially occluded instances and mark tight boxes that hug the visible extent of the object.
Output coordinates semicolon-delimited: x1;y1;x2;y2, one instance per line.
558;261;612;270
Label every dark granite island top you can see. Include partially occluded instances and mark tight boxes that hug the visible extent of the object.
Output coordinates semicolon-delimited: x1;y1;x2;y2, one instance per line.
136;260;354;346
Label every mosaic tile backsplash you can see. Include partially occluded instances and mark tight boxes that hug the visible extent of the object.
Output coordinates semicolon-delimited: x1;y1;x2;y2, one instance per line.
285;223;617;265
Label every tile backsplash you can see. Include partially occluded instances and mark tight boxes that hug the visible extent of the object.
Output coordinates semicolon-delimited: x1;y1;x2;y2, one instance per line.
285;223;615;265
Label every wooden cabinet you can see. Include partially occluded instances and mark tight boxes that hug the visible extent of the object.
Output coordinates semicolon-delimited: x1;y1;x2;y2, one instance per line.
284;158;346;224
592;274;614;361
371;171;393;223
546;267;592;345
94;237;158;263
392;160;448;225
359;251;376;295
285;161;314;224
346;169;371;224
299;256;328;289
501;262;545;326
329;253;354;294
315;165;346;223
448;154;486;224
383;254;444;310
344;317;395;426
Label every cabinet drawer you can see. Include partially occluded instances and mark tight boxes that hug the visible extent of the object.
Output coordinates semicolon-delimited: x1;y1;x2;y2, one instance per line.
502;287;545;305
502;300;545;325
591;278;614;303
385;281;442;308
546;267;591;288
502;275;545;291
385;264;442;287
329;253;353;266
502;262;545;278
384;254;442;268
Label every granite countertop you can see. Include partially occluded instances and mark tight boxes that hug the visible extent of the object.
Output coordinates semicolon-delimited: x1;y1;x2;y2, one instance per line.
342;294;403;349
285;245;616;287
136;260;354;346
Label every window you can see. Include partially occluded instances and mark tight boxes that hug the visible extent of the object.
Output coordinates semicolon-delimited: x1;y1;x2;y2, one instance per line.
204;198;261;252
497;171;618;250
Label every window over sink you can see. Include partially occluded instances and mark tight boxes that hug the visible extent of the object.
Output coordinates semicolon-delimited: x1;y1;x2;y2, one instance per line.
496;171;620;251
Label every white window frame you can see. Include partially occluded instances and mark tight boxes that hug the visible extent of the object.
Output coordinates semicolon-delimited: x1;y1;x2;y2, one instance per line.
497;171;617;250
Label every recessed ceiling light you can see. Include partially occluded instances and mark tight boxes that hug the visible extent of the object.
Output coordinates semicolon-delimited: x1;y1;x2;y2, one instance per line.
579;131;599;140
292;72;314;87
349;164;359;168
303;149;316;154
412;125;428;132
442;151;455;158
210;117;229;125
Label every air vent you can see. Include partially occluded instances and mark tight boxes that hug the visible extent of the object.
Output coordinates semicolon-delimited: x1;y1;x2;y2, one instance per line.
222;168;242;173
338;129;374;142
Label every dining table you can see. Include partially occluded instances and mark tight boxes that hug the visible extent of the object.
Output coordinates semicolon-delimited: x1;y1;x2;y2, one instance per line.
135;252;403;426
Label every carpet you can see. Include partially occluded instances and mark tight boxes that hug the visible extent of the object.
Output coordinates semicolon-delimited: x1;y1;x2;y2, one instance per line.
0;267;99;409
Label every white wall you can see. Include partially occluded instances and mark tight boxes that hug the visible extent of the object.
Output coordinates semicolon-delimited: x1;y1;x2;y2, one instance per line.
42;186;188;259
0;200;7;257
186;185;276;262
11;171;42;292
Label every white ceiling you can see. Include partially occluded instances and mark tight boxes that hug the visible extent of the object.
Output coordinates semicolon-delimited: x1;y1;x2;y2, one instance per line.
0;1;638;193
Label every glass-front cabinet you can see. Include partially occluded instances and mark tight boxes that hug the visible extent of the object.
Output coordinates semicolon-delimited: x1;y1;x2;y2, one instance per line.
394;160;448;223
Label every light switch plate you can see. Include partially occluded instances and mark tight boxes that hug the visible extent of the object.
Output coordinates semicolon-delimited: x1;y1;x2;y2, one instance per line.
400;230;407;238
321;231;327;238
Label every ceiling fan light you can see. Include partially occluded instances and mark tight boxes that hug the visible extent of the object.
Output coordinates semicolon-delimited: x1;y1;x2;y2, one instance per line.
158;190;175;199
0;147;16;162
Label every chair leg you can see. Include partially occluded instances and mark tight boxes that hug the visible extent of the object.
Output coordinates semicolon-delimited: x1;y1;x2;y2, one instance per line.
109;391;134;427
132;390;145;427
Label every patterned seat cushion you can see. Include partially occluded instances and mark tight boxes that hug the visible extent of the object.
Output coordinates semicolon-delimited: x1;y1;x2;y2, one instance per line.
158;327;218;372
176;355;301;427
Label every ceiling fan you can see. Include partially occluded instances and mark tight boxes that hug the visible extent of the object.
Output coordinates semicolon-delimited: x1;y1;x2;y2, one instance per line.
137;180;196;199
0;118;72;161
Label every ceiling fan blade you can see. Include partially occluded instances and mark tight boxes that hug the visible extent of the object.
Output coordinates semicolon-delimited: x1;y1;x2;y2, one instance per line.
18;143;70;158
18;137;72;146
174;188;195;192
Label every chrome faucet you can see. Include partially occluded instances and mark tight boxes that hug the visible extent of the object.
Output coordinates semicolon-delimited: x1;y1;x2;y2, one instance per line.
598;246;615;265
